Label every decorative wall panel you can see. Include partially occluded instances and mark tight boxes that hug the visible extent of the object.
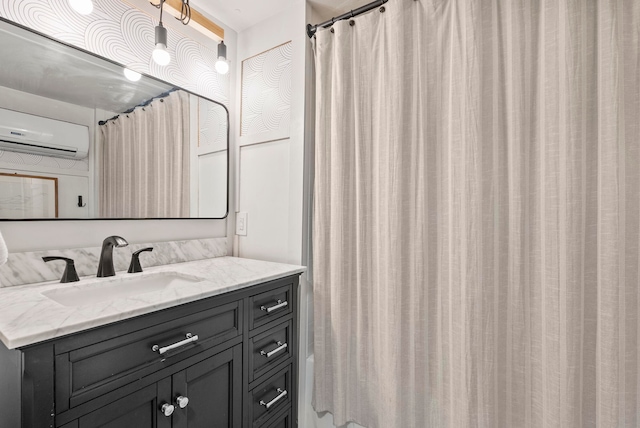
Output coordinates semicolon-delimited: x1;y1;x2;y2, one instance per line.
0;0;229;105
199;97;228;151
241;42;292;137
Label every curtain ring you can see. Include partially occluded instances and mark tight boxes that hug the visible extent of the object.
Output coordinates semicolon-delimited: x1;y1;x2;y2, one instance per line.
380;6;386;12
349;20;355;26
330;27;335;33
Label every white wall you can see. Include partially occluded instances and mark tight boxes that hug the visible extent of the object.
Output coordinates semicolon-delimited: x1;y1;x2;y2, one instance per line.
235;4;306;266
0;4;238;254
234;2;319;427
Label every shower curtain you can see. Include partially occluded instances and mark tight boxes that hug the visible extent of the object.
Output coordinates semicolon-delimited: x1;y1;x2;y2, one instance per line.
312;1;640;427
99;90;190;218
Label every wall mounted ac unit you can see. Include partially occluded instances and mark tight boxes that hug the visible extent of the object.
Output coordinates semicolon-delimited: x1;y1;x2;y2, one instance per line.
0;108;89;159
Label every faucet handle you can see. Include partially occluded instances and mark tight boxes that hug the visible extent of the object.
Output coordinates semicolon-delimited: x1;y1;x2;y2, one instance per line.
42;256;80;283
128;247;153;273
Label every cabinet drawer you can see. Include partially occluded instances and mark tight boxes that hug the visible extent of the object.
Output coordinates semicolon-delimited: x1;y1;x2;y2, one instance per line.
249;365;293;428
249;320;292;383
55;301;241;413
261;406;293;428
249;282;293;330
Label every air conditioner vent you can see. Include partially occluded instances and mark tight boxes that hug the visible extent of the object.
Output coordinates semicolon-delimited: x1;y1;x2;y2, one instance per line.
0;108;89;159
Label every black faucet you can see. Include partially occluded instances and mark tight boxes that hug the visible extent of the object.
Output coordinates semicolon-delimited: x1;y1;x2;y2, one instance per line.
128;247;153;273
97;236;128;277
42;256;80;283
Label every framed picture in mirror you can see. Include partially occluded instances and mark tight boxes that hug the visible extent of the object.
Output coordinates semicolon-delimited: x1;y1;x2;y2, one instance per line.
0;173;58;219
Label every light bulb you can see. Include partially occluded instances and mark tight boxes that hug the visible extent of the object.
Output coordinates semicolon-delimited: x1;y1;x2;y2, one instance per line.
123;68;142;82
215;59;229;75
69;0;93;15
153;24;170;66
215;41;228;74
153;43;171;66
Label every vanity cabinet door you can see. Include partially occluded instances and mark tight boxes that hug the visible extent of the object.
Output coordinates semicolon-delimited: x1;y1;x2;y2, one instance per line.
74;379;172;428
171;344;242;428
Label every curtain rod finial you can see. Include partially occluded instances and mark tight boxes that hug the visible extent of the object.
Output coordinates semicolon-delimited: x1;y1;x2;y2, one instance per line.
307;23;316;38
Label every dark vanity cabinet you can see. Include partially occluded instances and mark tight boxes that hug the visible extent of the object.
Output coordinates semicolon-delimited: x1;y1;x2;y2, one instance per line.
0;275;300;428
65;346;243;428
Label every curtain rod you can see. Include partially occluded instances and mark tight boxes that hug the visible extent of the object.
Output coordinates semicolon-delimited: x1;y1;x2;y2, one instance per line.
306;0;388;38
98;88;177;126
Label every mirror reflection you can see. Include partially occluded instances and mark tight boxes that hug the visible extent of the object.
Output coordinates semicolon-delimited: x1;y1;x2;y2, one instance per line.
0;18;228;220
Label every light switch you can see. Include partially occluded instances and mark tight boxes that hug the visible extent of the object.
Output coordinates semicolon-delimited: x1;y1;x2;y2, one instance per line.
236;212;248;236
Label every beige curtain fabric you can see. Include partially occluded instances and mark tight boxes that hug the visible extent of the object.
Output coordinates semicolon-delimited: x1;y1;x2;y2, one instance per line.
99;90;190;218
312;1;640;427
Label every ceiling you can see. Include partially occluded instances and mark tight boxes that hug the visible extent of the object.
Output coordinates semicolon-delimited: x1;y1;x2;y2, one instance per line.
190;0;296;33
308;0;374;23
191;0;372;33
0;20;173;113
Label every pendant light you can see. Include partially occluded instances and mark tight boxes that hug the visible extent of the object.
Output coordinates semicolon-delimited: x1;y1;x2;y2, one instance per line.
152;0;171;66
215;41;229;75
69;0;93;15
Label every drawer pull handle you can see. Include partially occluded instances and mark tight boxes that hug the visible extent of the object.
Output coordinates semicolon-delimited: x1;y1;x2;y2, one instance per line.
152;333;199;355
260;300;288;313
260;341;288;358
259;388;288;409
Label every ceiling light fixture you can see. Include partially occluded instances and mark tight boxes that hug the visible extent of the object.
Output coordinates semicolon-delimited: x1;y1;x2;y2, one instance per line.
152;0;171;66
123;68;142;82
143;1;225;42
215;41;229;75
69;0;93;15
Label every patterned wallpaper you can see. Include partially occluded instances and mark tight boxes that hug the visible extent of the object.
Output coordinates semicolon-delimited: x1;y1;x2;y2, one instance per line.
0;0;229;105
0;150;88;172
199;97;228;151
241;42;292;137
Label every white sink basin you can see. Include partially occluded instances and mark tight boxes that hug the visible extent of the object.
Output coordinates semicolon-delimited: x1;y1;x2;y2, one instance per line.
42;272;204;307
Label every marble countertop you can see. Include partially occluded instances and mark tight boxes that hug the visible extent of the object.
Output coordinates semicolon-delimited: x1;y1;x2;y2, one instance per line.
0;256;306;349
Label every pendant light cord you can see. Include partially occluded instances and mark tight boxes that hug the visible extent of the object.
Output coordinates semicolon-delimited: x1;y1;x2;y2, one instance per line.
151;0;191;25
178;0;191;25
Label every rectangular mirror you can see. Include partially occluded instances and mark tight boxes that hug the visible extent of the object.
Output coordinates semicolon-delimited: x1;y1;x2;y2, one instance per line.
0;18;228;220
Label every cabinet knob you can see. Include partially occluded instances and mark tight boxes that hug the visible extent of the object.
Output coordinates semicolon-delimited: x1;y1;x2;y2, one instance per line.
160;403;175;417
175;395;189;409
